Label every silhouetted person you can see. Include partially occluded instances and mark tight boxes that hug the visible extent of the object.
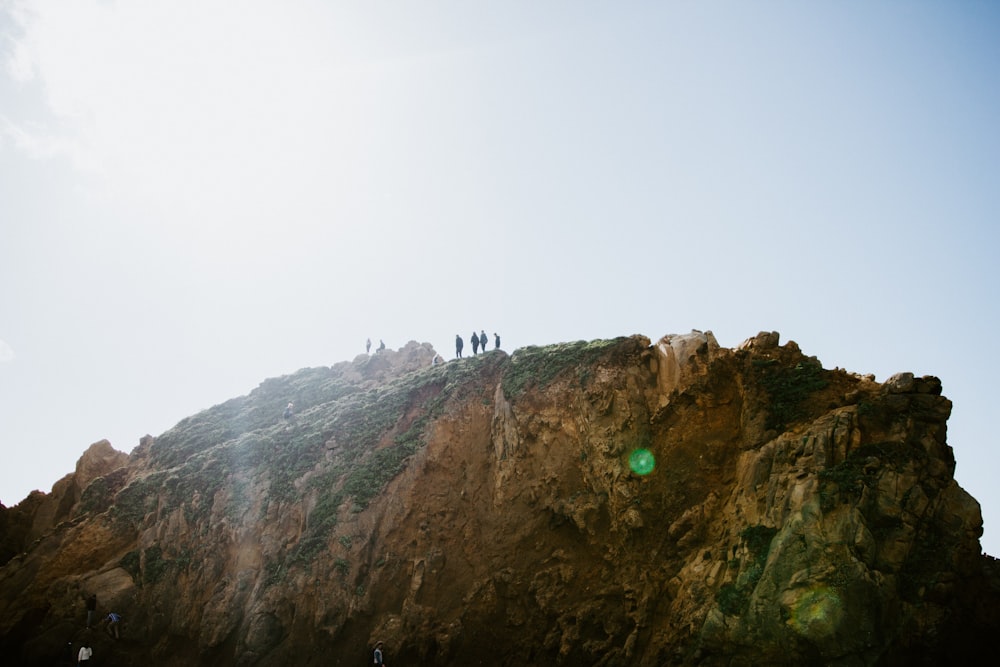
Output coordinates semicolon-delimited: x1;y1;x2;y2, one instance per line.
494;332;500;350
471;330;479;355
480;330;488;352
366;338;371;354
455;334;464;358
85;593;96;628
378;339;386;353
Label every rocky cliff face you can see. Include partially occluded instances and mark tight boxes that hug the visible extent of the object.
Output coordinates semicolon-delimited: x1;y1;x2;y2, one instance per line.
1;333;997;666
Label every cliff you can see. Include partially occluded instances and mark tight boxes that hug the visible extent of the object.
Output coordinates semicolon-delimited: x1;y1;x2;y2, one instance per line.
1;332;997;666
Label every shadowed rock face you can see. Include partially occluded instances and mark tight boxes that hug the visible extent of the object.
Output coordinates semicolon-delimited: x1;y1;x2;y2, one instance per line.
1;333;998;666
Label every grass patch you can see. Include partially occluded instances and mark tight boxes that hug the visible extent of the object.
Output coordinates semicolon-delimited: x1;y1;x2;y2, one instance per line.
502;338;625;398
818;442;925;511
753;358;828;431
716;524;777;616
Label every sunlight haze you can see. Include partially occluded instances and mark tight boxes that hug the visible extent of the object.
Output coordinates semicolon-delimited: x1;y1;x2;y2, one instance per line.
2;1;998;555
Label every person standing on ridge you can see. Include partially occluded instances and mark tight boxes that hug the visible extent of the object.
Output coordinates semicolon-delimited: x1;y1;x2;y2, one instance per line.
366;338;371;354
378;339;386;353
480;330;488;353
471;330;479;355
455;334;464;358
494;332;500;350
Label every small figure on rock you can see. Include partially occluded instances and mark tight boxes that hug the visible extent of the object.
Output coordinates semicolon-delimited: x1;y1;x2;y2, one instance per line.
283;402;294;420
471;330;480;355
455;334;464;358
480;330;488;352
378;339;386;353
366;338;371;354
104;612;121;639
494;332;500;350
84;593;97;628
373;640;386;666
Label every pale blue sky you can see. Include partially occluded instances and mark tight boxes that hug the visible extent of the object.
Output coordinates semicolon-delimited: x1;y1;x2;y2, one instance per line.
1;1;998;553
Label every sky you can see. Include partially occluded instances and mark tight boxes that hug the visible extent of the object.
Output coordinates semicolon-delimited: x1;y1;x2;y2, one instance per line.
1;1;997;553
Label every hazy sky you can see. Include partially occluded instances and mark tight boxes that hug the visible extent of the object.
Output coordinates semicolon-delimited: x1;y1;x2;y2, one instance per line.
1;1;997;553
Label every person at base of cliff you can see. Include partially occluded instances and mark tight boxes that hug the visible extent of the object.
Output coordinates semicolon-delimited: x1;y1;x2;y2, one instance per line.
283;402;294;420
494;332;500;350
366;338;371;354
480;330;488;353
78;641;92;664
455;334;463;358
471;330;479;355
373;640;386;666
104;612;121;639
84;593;96;628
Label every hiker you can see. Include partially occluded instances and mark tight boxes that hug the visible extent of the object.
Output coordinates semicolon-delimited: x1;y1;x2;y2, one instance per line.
432;354;442;366
480;330;488;352
471;330;479;355
366;338;371;354
455;334;464;358
494;332;500;350
77;641;92;664
62;641;74;666
283;402;294;419
104;612;121;639
373;640;385;666
84;593;96;628
378;339;386;353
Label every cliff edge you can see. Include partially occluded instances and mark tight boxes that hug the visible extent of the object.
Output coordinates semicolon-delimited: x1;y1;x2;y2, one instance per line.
1;333;997;666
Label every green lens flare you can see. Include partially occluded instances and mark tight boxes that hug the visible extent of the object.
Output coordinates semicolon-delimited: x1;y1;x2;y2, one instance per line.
629;448;655;475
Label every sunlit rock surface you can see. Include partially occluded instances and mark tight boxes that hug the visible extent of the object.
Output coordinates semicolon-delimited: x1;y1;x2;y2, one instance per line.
1;334;998;666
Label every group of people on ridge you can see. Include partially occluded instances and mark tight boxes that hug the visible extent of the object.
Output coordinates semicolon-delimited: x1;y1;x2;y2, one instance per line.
455;330;499;358
363;331;502;362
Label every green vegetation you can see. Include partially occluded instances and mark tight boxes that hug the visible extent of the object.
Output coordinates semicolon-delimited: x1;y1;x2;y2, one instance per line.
143;544;168;584
818;442;926;511
120;549;140;581
118;544;188;587
753;358;828;431
501;338;625;398
716;582;746;616
77;476;111;515
276;357;503;570
105;352;511;585
715;524;778;616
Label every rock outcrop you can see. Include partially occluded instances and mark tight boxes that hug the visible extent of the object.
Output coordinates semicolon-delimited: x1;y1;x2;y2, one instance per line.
1;333;997;666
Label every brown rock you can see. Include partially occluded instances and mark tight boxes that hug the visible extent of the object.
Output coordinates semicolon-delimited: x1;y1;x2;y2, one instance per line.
0;333;997;666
